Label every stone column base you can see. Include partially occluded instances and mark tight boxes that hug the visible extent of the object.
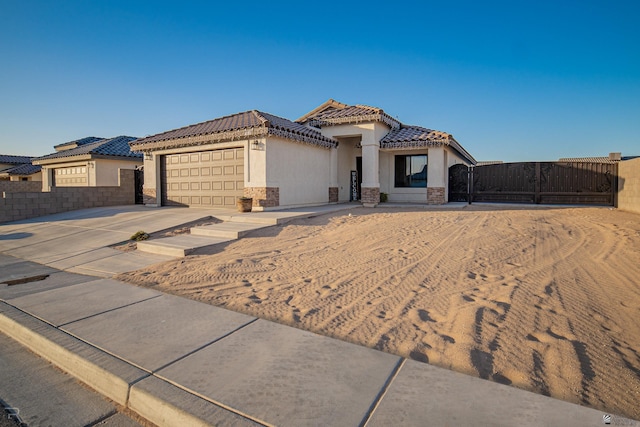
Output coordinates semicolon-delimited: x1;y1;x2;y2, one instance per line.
427;187;445;205
244;187;280;208
361;187;380;207
329;187;339;203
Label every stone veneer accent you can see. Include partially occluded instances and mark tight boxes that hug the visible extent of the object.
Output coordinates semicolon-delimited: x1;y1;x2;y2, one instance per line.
361;187;380;206
427;187;446;205
328;187;338;203
244;187;279;208
0;169;135;224
143;187;156;205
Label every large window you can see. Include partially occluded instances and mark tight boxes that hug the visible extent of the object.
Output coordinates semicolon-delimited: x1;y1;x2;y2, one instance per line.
395;155;427;187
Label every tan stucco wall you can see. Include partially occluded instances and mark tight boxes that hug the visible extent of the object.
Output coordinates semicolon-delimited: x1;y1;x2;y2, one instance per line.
94;158;141;186
9;171;42;181
618;157;640;215
40;158;140;189
265;137;331;207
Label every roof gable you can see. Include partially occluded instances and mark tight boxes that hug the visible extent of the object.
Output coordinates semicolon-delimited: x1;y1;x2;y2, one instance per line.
130;110;337;152
295;99;349;123
54;136;105;152
296;99;401;130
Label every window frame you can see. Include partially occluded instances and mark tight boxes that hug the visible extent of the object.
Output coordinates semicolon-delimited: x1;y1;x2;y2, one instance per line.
394;154;428;188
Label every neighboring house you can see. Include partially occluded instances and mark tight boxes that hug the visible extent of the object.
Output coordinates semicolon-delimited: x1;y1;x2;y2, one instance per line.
129;99;476;209
559;153;638;163
0;155;42;181
33;136;141;190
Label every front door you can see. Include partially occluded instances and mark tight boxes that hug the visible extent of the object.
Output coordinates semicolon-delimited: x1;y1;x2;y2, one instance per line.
351;156;362;201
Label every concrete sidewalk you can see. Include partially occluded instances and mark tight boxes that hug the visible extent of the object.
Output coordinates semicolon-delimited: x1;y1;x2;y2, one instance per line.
0;255;627;427
0;205;635;426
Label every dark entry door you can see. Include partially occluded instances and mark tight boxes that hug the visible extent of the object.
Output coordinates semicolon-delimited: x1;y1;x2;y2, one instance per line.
354;156;363;201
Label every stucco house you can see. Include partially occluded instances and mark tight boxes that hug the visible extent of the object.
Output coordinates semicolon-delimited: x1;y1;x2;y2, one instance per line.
33;136;142;190
129;100;476;209
0;155;42;181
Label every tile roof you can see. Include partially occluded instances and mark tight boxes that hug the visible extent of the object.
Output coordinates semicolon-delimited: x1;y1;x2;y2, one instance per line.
54;136;105;150
0;154;33;164
130;110;337;151
33;136;141;163
558;157;618;164
381;125;476;165
297;100;401;130
0;163;41;176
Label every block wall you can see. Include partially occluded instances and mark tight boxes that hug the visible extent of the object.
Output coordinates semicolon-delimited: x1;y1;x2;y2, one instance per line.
618;158;640;215
0;169;135;223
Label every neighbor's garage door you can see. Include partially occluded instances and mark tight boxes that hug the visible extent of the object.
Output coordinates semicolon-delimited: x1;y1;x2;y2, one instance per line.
161;148;244;207
53;165;88;186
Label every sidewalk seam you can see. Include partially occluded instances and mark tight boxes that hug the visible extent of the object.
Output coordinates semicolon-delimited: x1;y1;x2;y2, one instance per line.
359;357;405;427
58;294;163;328
151;317;259;373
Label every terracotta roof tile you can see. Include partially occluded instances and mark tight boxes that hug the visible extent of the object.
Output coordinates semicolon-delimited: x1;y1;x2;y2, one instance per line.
130;110;336;151
299;101;401;129
558;156;619;164
381;126;451;144
381;125;476;165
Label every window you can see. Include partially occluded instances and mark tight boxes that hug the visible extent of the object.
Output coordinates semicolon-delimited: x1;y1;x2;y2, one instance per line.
395;155;427;187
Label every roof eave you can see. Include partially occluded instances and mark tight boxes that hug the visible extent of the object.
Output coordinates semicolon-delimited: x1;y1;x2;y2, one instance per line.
32;154;94;165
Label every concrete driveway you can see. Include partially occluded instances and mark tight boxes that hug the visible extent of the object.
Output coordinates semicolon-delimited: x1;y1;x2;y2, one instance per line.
0;205;231;277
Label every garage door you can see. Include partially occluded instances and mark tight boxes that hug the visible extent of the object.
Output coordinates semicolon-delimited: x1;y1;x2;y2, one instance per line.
161;148;244;207
53;165;88;186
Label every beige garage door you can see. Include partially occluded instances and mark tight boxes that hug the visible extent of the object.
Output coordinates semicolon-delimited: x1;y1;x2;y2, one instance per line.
161;148;244;207
53;165;88;186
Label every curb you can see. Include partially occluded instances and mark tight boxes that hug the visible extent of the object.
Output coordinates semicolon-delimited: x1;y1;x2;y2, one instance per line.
0;302;262;426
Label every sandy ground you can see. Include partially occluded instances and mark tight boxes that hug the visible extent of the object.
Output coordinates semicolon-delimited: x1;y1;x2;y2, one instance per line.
117;205;640;419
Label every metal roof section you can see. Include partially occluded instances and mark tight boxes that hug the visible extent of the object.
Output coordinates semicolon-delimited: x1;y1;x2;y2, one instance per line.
0;154;34;165
33;136;141;164
129;110;338;152
0;163;41;176
54;136;105;151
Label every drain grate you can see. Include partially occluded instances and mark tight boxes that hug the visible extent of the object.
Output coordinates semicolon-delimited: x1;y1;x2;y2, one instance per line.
2;275;50;286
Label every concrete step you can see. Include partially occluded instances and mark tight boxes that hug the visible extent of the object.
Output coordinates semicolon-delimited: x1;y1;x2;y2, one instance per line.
213;214;281;225
190;222;270;239
136;235;232;257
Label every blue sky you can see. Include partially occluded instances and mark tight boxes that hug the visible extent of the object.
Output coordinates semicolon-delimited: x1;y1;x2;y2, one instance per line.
1;0;638;161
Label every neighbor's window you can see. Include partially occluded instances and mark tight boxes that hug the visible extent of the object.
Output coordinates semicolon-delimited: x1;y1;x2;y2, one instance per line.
395;155;427;187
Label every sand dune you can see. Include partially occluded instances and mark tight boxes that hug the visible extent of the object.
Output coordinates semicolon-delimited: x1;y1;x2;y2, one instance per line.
117;205;640;420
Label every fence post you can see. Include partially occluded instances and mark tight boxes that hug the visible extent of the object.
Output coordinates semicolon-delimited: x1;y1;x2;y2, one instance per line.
468;166;473;204
535;162;541;204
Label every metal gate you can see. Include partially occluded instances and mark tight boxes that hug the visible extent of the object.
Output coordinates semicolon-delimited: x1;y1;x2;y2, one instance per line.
134;168;144;204
448;162;617;206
